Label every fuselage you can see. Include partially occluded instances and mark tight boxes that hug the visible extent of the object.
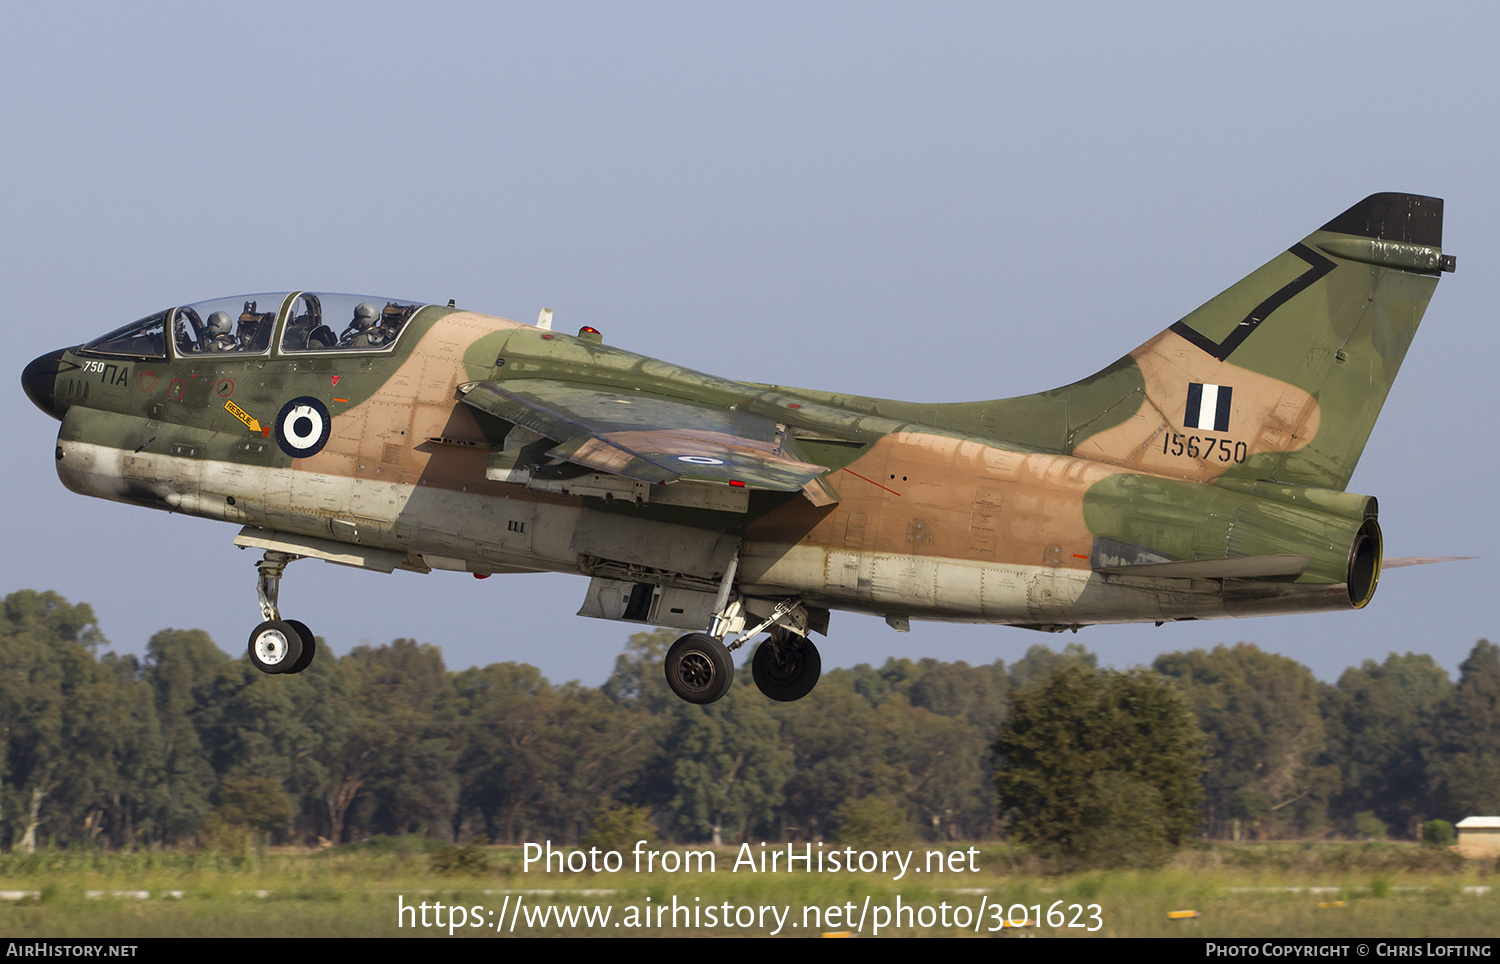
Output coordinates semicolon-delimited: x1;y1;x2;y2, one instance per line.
25;291;1373;638
19;195;1453;702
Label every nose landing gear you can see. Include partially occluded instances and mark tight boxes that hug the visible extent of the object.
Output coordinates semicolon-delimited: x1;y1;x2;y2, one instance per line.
247;551;317;675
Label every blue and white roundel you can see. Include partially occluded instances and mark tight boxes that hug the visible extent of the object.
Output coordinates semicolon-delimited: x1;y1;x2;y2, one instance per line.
677;455;725;465
275;396;331;459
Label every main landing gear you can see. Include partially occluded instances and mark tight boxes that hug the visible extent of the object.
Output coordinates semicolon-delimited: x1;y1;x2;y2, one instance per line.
247;551;317;675
664;633;736;704
751;629;821;703
662;599;821;705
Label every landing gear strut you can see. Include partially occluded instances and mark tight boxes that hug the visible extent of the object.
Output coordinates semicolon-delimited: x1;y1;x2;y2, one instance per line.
247;551;317;675
662;595;823;705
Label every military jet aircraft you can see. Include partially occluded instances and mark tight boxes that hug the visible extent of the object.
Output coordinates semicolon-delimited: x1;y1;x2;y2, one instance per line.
22;193;1456;704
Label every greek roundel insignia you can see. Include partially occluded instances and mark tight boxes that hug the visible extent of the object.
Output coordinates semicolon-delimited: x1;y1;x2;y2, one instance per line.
275;396;332;459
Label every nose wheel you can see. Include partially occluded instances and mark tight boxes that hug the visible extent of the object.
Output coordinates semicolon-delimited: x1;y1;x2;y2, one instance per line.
247;551;318;675
249;620;302;674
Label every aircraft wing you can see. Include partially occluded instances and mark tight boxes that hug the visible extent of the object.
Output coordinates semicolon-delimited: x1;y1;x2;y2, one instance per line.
460;378;837;503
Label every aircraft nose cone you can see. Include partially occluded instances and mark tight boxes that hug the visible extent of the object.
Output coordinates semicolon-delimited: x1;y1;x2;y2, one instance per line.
22;348;68;421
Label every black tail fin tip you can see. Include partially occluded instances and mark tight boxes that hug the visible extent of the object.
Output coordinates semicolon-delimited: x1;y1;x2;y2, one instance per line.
1320;193;1443;247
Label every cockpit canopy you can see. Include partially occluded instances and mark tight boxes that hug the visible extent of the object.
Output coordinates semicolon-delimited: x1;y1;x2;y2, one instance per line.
79;292;429;359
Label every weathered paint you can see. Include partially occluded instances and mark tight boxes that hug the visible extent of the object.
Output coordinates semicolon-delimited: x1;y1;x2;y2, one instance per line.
26;194;1455;674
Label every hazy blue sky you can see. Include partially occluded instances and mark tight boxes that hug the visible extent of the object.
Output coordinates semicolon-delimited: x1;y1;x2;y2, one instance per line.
5;2;1496;686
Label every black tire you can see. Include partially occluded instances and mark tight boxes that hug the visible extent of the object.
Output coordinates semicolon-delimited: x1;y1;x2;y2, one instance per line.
284;619;317;675
247;619;304;675
751;635;821;702
664;633;735;704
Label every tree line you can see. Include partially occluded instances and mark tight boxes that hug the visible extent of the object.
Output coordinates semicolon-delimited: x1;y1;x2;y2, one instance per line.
0;589;1495;851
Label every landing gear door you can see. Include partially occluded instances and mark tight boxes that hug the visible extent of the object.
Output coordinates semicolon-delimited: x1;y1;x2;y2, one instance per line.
577;577;722;630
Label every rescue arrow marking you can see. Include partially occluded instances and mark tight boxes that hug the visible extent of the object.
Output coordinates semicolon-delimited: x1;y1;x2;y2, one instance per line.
224;399;263;434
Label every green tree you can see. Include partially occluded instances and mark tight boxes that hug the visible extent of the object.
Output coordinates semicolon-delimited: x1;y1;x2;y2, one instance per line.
668;680;792;845
202;649;355;845
94;651;166;848
336;639;460;840
1425;641;1500;819
1422;819;1457;847
1007;643;1097;692
1325;652;1451;837
1156;643;1336;838
213;775;296;838
142;629;229;842
601;630;678;713
582;800;658;850
882;698;993;841
775;683;908;840
836;796;912;847
907;658;1010;737
823;657;1007;840
534;684;660;843
993;663;1202;866
0;592;136;851
454;661;557;843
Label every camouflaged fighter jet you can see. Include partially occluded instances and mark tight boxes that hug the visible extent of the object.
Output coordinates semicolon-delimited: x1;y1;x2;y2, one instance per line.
21;193;1456;704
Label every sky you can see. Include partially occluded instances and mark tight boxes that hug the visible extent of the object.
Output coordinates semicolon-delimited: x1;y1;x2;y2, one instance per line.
3;2;1496;688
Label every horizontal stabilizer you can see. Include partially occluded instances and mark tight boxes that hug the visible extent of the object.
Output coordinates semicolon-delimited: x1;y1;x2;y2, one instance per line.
1096;554;1310;579
1383;556;1477;569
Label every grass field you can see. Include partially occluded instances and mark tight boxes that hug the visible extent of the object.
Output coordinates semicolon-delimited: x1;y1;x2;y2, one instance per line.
0;840;1494;938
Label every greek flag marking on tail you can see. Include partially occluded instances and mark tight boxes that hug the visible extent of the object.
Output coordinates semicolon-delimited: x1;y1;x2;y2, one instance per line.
1184;383;1232;432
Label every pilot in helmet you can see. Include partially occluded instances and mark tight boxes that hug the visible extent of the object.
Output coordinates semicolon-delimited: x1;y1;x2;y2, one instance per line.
343;302;384;347
206;311;238;352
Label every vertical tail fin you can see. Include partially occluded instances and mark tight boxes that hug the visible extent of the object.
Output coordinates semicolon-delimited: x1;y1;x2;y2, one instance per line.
1016;193;1454;490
